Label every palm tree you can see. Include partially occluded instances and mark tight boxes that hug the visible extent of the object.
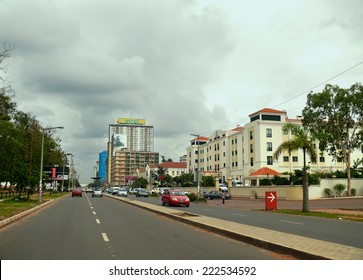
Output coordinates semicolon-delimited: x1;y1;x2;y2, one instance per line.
273;123;317;212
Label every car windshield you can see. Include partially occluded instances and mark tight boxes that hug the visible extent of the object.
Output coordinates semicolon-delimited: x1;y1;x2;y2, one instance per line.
94;188;101;191
120;188;127;191
170;191;185;196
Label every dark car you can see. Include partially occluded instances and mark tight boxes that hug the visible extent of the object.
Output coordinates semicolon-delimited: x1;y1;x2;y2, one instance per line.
204;191;231;200
136;189;149;198
72;188;82;197
162;190;190;207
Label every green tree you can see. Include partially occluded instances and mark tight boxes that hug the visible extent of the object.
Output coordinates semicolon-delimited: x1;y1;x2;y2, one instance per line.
273;123;317;212
201;176;214;187
302;83;363;196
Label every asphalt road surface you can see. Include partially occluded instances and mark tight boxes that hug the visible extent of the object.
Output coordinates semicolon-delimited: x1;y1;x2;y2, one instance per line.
128;195;363;248
0;194;294;260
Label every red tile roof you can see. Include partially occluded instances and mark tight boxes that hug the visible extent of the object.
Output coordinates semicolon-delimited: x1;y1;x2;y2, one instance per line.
159;162;187;169
249;108;286;117
250;167;280;176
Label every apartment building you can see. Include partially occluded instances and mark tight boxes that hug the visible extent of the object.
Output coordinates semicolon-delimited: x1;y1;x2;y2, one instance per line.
187;108;362;184
107;118;159;185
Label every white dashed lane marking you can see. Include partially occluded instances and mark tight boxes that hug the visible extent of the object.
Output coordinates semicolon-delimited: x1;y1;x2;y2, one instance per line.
102;233;110;242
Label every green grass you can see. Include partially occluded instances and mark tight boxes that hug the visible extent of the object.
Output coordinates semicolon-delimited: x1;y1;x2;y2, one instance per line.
268;209;363;222
0;192;68;221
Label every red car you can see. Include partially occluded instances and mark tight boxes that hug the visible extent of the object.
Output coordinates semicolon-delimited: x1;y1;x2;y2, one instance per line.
162;190;190;207
72;188;82;197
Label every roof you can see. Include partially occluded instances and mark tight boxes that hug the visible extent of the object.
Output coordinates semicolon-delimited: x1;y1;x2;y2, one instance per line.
249;108;287;117
191;136;209;141
159;162;187;169
250;167;280;176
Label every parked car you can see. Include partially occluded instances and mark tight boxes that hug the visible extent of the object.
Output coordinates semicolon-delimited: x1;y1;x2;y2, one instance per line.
204;191;231;200
111;187;120;195
92;187;103;197
218;184;228;192
117;187;128;197
136;189;149;198
72;188;82;197
162;190;190;207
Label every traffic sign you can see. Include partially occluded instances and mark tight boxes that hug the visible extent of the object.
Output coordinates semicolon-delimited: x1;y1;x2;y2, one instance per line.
265;191;277;210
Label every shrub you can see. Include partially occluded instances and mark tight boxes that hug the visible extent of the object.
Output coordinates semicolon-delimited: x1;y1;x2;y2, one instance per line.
323;188;332;197
274;176;290;185
350;188;357;197
260;179;272;186
333;183;346;197
187;192;206;203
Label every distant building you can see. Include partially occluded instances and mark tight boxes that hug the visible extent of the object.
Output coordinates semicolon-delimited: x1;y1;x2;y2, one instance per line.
107;118;159;185
98;150;108;183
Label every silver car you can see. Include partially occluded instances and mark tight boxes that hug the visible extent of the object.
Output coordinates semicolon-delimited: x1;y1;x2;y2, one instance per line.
92;187;103;197
117;187;128;197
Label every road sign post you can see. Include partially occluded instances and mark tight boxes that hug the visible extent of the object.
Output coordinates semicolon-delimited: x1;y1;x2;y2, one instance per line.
265;191;277;210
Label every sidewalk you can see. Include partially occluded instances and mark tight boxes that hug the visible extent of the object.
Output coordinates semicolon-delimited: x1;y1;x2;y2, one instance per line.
206;196;363;215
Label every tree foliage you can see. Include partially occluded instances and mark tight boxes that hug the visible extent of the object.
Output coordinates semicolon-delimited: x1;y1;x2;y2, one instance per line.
0;46;66;196
302;83;363;196
273;123;317;212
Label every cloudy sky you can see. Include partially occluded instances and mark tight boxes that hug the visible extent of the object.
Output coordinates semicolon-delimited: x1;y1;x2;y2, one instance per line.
1;0;362;184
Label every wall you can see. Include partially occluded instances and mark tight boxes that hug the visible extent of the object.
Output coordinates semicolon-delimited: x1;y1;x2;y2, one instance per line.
164;178;363;200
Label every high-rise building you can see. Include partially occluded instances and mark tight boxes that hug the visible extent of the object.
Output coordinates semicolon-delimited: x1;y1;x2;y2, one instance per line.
107;118;158;185
98;150;108;183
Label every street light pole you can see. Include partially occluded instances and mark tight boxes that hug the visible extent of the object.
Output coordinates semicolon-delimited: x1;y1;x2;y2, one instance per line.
38;126;64;202
190;134;200;196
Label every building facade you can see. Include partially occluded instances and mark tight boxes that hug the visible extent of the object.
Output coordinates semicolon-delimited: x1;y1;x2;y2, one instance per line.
187;108;362;185
107;118;159;185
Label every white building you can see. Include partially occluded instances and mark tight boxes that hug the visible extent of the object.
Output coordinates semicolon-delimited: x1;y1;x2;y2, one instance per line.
187;108;363;184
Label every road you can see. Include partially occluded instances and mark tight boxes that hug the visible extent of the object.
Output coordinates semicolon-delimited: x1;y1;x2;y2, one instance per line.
0;194;293;260
128;195;363;248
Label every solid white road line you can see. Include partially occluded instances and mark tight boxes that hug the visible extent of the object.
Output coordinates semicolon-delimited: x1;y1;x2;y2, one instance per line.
96;219;100;224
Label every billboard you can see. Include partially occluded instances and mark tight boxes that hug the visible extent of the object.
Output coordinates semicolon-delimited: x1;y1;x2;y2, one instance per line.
112;133;127;155
117;118;146;125
43;166;69;180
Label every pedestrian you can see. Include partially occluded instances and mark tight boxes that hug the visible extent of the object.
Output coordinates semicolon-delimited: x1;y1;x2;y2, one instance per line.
222;191;226;204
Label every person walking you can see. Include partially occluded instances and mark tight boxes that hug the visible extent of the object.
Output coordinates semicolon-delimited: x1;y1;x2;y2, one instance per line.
222;191;226;204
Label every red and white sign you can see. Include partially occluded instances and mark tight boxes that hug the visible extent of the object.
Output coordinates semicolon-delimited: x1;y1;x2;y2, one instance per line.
265;191;277;210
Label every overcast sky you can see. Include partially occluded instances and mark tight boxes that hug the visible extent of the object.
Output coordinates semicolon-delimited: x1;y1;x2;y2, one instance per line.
1;0;362;184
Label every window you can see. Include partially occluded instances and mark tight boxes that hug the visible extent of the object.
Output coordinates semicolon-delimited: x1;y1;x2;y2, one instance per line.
267;142;273;151
250;157;254;166
267;156;273;165
266;128;272;138
320;157;325;162
283;156;289;162
250;131;253;140
250;144;253;153
292;156;298;162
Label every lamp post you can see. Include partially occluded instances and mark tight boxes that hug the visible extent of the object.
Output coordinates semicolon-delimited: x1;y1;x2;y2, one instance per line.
38;126;64;202
190;134;200;196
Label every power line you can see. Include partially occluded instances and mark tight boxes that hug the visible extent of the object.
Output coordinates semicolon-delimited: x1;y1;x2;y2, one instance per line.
160;60;363;159
273;60;363;109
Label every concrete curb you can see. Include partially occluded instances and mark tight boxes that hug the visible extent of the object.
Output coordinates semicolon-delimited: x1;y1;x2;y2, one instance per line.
106;194;363;260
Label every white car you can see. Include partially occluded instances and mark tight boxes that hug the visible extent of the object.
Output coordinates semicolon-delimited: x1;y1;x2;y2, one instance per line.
218;184;228;192
92;187;103;197
117;187;128;197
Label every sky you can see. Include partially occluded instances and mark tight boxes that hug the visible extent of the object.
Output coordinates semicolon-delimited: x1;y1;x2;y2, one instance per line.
1;0;362;184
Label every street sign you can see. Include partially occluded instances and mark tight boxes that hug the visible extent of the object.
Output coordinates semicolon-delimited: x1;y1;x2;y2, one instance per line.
265;191;277;210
